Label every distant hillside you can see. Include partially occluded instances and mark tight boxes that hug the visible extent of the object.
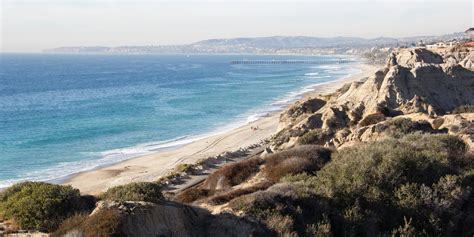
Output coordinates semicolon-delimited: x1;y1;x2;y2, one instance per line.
191;36;371;48
44;32;468;54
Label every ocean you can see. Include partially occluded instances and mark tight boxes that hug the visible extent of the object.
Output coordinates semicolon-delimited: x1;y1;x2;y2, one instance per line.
0;53;358;188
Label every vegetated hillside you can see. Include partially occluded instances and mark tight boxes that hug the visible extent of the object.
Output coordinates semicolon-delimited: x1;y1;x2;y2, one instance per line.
167;46;473;236
1;46;473;236
44;32;467;54
85;46;471;236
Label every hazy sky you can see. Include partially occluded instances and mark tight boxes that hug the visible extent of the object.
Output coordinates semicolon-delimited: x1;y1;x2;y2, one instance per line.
1;0;473;52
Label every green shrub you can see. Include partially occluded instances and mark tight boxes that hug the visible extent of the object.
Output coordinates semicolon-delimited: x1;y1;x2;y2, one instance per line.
176;163;194;173
290;134;472;236
52;214;88;237
229;183;330;237
100;182;163;204
0;182;84;232
227;134;473;236
385;117;433;138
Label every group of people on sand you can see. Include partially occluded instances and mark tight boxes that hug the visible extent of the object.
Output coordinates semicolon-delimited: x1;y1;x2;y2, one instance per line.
250;126;259;131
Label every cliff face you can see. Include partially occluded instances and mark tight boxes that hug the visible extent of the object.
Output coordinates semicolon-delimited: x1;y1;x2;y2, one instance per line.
274;47;474;149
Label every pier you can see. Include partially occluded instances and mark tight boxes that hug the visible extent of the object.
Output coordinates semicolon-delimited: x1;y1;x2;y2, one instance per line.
230;59;353;65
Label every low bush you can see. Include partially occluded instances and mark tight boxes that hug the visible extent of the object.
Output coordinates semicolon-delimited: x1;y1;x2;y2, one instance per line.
234;134;473;236
175;163;194;173
203;158;262;190
229;183;330;237
81;209;123;237
292;134;473;236
263;145;331;182
100;182;163;204
385;117;434;137
452;104;474;114
174;188;212;203
207;181;272;205
0;182;86;232
54;209;123;237
52;214;88;237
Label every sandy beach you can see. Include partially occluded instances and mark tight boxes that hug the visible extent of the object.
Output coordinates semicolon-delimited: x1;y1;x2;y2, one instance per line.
64;63;378;195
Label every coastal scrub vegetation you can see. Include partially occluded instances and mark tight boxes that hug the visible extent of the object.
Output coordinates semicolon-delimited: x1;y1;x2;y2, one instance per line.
297;129;329;145
100;182;164;204
452;104;474;114
0;182;93;232
229;134;474;236
262;145;331;182
204;157;262;189
53;209;123;237
384;117;434;138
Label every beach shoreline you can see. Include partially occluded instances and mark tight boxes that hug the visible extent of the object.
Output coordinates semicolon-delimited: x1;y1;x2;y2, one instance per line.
63;63;378;195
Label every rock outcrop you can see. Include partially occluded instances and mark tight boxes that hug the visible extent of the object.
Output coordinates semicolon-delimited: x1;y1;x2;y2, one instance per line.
273;46;474;150
82;200;269;237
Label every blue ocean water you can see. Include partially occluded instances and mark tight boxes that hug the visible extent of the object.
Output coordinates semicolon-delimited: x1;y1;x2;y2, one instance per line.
0;54;358;187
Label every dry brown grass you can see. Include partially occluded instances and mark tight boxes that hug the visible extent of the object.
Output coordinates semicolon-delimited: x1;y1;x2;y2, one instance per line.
262;145;331;182
207;181;273;205
203;158;262;190
53;209;122;237
174;188;213;203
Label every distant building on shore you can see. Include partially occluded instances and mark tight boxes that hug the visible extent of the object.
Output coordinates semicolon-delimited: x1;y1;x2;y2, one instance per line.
426;41;457;49
466;28;474;40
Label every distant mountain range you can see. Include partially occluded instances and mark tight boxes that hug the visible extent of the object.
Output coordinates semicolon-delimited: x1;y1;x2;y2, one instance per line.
44;32;468;54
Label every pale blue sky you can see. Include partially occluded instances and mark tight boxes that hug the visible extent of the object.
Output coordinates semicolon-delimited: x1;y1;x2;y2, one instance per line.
1;0;472;52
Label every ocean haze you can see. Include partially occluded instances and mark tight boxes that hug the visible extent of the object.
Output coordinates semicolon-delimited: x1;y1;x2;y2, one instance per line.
1;0;472;52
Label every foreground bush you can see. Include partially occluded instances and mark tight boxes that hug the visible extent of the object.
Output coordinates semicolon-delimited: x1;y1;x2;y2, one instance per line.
53;209;123;237
232;134;474;236
0;182;85;232
229;183;330;236
100;182;163;204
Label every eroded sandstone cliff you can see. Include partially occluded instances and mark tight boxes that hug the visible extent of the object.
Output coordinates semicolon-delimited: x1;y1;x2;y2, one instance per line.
273;46;473;149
